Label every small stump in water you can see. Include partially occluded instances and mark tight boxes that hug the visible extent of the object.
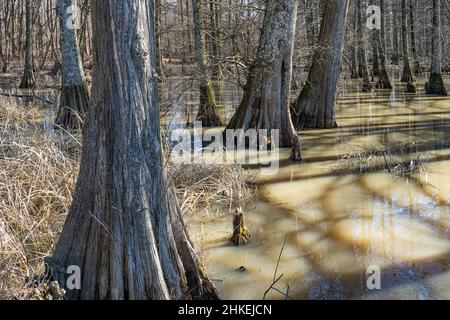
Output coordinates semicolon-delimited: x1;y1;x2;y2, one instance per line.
231;207;251;246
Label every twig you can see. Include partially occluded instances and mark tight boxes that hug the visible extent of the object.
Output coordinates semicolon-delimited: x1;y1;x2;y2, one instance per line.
263;273;284;300
273;234;288;283
263;234;293;300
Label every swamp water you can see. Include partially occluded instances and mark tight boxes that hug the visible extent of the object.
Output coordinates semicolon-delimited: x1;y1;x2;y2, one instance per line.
163;76;450;300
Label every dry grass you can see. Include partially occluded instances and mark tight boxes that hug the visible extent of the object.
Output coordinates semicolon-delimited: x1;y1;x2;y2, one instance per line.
0;97;80;299
0;96;255;299
167;161;257;218
337;143;429;179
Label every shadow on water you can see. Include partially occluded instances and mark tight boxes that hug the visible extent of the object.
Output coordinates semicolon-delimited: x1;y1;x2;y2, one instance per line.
166;76;450;300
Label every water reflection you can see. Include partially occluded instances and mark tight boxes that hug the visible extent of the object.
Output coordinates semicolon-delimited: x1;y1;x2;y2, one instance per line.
0;87;56;108
166;76;449;300
160;77;242;130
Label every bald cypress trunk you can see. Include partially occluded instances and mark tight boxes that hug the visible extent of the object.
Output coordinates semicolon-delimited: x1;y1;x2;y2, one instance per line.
409;0;421;74
19;0;35;88
46;0;218;300
154;0;163;77
55;0;90;129
209;0;223;80
350;46;359;79
371;4;380;80
400;0;415;92
372;41;380;79
426;0;447;95
375;0;392;89
226;0;301;161
193;0;222;127
304;0;316;68
356;0;372;92
350;7;359;79
293;0;349;129
391;0;400;65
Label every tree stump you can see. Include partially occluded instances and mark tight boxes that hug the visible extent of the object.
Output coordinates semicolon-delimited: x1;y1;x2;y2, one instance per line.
231;207;251;246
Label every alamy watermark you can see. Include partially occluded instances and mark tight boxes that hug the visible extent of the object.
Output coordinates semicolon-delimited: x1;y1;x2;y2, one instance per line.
62;263;381;292
366;5;381;30
66;265;81;290
66;5;81;30
170;122;280;176
366;265;382;290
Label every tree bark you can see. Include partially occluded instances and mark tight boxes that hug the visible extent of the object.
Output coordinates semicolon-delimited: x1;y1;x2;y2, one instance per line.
293;0;349;129
303;0;316;68
46;0;218;300
226;0;301;161
19;0;35;88
55;0;90;129
350;5;359;79
154;0;164;77
400;0;415;92
391;0;400;65
356;0;372;92
192;0;222;127
375;0;392;89
372;41;380;79
409;0;421;74
209;0;223;80
426;0;447;95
